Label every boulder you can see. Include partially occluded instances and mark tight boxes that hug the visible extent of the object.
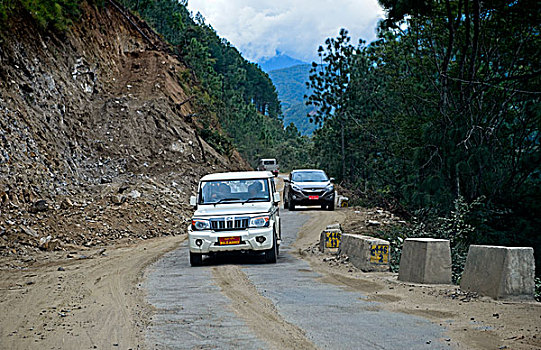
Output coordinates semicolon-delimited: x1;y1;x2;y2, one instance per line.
28;199;48;213
111;194;125;204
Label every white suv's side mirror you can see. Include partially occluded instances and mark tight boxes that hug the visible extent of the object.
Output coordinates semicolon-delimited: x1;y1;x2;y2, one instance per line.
190;196;197;207
273;192;281;203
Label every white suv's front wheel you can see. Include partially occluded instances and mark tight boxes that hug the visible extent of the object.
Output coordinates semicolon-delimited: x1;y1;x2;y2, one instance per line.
190;252;203;266
265;231;278;263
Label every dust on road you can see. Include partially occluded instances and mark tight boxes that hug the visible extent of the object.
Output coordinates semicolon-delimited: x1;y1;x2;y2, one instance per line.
0;236;183;349
212;265;316;350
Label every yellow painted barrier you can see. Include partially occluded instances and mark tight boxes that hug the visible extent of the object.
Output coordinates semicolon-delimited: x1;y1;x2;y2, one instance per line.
325;230;341;248
370;244;389;264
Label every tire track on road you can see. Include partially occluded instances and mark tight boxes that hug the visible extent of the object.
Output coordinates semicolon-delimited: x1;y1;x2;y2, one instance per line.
211;265;318;350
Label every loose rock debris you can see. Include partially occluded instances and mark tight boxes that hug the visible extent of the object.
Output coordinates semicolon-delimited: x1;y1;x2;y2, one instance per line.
0;1;251;269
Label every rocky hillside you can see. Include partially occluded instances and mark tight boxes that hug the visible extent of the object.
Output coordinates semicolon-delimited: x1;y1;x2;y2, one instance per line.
0;1;248;267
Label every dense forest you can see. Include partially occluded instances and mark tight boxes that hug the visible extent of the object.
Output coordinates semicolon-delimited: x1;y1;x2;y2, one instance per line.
268;64;318;136
306;0;540;275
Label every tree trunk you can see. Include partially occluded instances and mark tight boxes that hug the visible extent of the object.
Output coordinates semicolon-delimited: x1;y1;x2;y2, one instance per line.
341;115;346;180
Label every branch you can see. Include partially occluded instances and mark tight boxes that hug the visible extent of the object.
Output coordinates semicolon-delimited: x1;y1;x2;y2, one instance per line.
441;74;541;95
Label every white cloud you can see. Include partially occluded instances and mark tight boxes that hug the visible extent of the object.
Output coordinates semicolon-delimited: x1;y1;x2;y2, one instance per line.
187;0;385;63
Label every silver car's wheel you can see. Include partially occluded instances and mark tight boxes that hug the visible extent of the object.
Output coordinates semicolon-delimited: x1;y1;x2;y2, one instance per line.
289;200;296;211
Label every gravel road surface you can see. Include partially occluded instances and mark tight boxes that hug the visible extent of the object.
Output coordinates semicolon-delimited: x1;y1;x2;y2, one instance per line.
143;210;449;349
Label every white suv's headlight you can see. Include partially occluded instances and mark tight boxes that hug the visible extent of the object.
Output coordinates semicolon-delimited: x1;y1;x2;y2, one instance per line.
325;184;334;192
192;219;210;230
249;216;270;228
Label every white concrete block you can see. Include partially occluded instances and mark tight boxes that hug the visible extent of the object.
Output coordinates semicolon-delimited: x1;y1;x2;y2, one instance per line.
460;245;535;300
398;238;452;284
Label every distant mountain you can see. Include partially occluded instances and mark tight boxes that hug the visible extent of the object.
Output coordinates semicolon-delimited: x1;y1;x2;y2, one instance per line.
258;52;307;72
268;64;319;136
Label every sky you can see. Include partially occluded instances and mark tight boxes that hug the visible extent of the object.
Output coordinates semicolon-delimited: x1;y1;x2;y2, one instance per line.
186;0;385;63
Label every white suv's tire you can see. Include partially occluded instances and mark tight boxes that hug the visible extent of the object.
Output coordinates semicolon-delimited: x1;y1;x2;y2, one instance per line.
265;232;278;263
190;252;203;266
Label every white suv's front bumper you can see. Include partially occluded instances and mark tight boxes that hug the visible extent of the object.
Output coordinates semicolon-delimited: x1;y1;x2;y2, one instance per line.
188;227;274;254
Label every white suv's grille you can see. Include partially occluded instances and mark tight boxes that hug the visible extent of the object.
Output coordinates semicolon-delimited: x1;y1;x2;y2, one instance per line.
210;217;249;230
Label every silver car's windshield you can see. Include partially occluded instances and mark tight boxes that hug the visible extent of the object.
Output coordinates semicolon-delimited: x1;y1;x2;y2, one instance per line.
199;179;270;204
292;171;328;182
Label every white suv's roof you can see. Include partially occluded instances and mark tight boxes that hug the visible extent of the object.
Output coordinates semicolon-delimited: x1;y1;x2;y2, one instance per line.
200;171;274;181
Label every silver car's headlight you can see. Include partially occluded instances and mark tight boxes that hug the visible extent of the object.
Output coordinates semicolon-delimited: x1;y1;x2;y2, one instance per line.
192;219;210;230
291;184;302;192
249;216;270;228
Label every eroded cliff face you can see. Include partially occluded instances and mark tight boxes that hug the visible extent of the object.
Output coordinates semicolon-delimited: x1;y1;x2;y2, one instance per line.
0;2;247;265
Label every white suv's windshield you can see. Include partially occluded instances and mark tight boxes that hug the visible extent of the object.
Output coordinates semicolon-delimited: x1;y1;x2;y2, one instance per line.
292;171;328;182
199;179;270;204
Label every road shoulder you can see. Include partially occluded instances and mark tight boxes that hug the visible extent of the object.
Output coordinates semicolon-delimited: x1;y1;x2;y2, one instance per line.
0;235;184;349
295;207;541;350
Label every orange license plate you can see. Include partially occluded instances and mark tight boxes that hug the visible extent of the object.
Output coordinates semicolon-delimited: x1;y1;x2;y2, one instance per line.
309;195;319;200
218;236;241;245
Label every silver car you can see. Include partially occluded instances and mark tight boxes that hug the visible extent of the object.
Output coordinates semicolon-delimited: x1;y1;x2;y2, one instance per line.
283;169;335;211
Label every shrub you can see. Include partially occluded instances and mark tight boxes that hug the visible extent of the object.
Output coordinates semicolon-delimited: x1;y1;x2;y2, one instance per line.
376;196;486;284
1;0;84;31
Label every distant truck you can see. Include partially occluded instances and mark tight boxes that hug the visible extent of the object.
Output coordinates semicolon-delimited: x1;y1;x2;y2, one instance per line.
188;171;282;266
257;158;279;176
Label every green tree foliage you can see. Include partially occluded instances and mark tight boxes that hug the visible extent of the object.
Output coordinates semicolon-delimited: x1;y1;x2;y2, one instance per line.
1;0;86;30
306;28;359;179
0;0;16;24
307;1;540;272
268;64;318;136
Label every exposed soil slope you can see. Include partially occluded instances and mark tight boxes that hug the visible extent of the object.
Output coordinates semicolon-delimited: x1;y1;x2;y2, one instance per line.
0;1;248;267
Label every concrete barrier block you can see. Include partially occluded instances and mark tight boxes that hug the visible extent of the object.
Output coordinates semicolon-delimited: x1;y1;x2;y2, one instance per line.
319;229;341;252
338;234;390;272
398;238;452;284
460;245;535;300
338;196;349;207
326;223;341;231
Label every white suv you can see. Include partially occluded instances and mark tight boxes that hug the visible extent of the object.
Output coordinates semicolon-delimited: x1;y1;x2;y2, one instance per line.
188;171;281;266
257;158;279;176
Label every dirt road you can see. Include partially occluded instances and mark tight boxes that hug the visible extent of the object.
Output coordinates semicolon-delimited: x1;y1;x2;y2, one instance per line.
0;236;183;349
1;207;540;349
